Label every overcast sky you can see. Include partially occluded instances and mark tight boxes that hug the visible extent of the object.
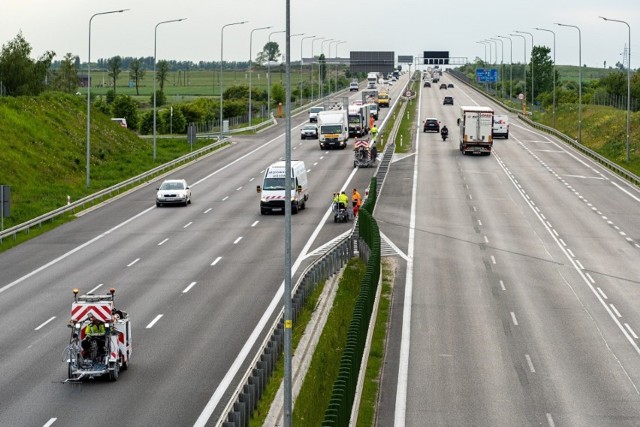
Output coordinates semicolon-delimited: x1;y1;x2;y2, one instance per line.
1;1;638;70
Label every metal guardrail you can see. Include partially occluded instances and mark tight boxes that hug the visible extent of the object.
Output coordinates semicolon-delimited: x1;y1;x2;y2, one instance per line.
447;69;640;188
517;115;640;186
0;139;229;243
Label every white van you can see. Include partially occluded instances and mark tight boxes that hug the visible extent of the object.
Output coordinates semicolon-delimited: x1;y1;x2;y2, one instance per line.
256;161;309;214
492;115;509;139
308;106;324;122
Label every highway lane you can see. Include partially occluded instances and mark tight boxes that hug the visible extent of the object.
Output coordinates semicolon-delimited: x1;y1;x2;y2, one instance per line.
375;73;640;425
0;75;409;426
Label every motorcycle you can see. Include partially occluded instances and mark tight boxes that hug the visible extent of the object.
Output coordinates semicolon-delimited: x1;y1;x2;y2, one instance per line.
332;201;349;223
440;128;448;142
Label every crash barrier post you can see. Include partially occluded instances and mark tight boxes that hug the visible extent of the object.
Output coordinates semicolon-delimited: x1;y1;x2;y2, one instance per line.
321;176;381;426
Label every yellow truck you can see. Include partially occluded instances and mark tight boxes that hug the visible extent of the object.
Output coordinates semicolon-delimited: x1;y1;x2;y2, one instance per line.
378;92;390;108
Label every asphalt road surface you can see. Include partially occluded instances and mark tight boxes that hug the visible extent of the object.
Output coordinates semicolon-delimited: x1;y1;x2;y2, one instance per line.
375;73;640;426
0;75;409;427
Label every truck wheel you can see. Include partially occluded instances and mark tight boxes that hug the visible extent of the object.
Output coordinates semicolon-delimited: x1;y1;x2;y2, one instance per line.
109;361;119;381
292;203;299;214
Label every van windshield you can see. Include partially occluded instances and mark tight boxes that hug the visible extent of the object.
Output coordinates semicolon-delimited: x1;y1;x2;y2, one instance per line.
262;177;296;191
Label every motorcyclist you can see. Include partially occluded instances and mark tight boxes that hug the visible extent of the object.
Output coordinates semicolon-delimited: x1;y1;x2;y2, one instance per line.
440;125;449;141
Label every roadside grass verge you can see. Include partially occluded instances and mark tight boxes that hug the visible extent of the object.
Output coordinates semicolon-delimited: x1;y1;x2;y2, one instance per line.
248;278;326;426
292;258;366;426
355;257;394;427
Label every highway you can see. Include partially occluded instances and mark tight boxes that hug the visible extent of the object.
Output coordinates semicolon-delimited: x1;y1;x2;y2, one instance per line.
0;77;407;426
375;72;640;426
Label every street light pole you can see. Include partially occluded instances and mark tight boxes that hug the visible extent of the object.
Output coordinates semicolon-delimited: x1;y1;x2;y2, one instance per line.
154;18;186;162
490;37;505;99
249;26;272;126
320;39;334;99
300;35;315;107
497;36;514;102
555;23;582;143
477;41;488;64
335;41;346;93
510;33;527;111
267;30;286;118
516;30;535;108
600;16;631;161
328;40;340;92
86;8;128;188
534;27;556;128
220;21;248;140
310;37;324;101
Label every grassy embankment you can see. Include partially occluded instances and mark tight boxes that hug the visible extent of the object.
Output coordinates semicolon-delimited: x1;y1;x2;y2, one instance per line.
0;92;214;249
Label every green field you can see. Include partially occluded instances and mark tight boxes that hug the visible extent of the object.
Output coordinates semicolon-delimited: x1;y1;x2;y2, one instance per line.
82;67;340;99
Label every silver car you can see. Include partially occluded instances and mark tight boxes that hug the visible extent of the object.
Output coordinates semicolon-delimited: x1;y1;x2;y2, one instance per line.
156;179;191;207
300;124;318;139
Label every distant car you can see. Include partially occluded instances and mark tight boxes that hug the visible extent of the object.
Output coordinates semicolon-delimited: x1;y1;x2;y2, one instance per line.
439;83;447;90
423;118;440;133
423;81;431;88
301;124;318;139
156;179;191;207
308;106;324;122
492;115;510;139
349;82;359;92
447;83;454;88
443;96;454;105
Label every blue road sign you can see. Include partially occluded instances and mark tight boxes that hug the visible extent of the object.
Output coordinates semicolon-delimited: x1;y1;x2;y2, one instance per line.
476;68;498;83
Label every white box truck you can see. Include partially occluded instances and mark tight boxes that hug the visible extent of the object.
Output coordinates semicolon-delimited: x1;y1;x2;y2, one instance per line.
256;160;309;214
367;72;378;89
317;110;348;149
347;104;370;137
457;106;494;155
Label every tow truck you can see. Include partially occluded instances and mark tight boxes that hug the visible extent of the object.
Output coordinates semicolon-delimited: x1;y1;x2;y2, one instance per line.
64;288;131;382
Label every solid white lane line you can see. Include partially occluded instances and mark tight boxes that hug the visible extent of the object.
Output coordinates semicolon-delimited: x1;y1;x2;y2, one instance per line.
211;256;222;266
394;82;422;427
204;208;213;213
625;324;639;339
511;312;518;326
500;280;506;291
35;316;56;331
251;221;259;227
233;236;243;245
184;222;193;229
596;287;607;299
567;249;575;258
183;282;197;293
525;354;536;372
88;283;103;294
43;419;57;427
127;258;140;267
610;304;622;318
576;260;584;270
146;314;163;329
552;229;559;237
158;238;169;246
586;273;595;283
559;238;566;247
